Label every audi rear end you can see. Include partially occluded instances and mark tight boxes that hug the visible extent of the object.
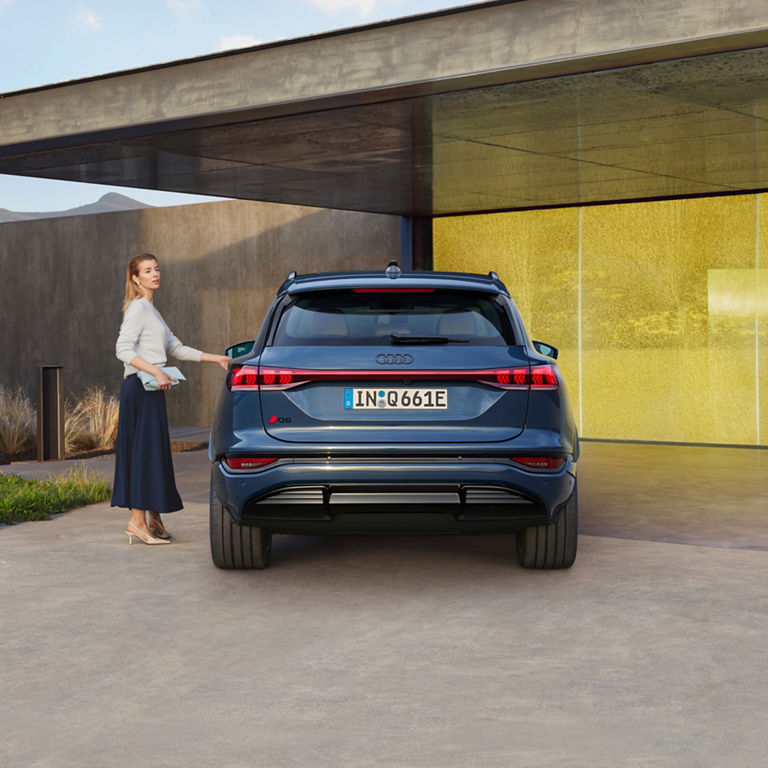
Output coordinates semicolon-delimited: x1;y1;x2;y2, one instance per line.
209;265;579;570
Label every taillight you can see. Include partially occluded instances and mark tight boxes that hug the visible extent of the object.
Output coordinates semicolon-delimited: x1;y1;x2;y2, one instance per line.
530;365;559;389
224;456;278;470
479;364;559;391
227;364;558;391
228;366;309;391
227;365;259;390
510;457;565;470
479;368;530;390
259;368;311;390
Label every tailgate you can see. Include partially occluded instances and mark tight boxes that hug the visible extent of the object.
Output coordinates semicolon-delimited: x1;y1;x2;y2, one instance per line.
258;346;530;444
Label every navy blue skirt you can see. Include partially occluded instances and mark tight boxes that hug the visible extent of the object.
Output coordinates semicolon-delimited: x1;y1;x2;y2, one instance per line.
110;374;183;513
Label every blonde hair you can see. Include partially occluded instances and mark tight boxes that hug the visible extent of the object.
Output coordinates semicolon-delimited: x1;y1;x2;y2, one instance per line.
123;253;157;313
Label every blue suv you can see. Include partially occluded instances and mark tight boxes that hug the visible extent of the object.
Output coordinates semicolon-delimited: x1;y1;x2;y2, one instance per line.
209;265;578;569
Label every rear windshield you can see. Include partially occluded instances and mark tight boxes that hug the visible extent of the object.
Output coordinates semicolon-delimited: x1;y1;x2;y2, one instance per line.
271;289;517;346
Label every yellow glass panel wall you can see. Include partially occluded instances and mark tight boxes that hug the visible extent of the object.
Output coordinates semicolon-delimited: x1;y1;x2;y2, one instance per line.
434;194;766;446
760;202;768;445
433;209;580;416
581;196;757;443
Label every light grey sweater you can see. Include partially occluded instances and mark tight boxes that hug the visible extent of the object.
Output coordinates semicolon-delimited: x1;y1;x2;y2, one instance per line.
115;298;202;378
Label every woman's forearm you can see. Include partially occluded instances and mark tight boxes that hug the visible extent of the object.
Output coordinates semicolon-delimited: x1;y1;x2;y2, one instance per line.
127;356;175;389
127;355;163;376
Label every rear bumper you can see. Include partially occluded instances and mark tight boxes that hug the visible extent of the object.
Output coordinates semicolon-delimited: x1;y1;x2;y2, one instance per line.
212;457;576;534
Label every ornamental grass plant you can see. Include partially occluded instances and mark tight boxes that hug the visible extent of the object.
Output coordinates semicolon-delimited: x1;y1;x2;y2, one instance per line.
0;386;36;461
0;465;112;525
65;387;120;453
0;385;120;462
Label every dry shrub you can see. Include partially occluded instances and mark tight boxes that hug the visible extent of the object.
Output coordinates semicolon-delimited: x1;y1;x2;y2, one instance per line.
0;386;36;459
65;388;119;453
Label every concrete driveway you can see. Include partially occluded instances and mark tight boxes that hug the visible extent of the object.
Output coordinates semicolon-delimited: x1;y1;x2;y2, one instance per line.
1;442;766;767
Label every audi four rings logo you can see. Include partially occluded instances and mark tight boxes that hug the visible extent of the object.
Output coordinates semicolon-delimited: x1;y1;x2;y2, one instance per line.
376;353;414;365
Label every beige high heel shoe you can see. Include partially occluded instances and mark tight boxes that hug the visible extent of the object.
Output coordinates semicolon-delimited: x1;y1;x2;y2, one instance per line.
146;513;171;540
125;523;170;545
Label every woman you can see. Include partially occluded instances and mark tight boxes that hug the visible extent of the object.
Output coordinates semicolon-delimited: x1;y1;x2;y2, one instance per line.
111;252;230;544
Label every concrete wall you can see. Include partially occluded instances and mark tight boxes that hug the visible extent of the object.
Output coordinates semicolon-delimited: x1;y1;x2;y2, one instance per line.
0;200;400;427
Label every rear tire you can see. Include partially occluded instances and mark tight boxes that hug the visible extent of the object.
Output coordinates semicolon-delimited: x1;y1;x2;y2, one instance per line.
210;483;271;569
516;484;578;569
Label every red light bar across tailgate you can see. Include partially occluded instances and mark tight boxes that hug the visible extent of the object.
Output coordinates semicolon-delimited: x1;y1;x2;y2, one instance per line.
228;364;559;391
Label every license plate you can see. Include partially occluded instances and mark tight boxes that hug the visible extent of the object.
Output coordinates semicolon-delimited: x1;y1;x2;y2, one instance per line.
343;388;448;410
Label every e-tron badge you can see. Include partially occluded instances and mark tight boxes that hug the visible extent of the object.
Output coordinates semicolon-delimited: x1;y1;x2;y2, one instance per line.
375;353;414;365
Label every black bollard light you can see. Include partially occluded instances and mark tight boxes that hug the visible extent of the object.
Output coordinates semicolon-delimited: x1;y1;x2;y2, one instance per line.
37;366;65;462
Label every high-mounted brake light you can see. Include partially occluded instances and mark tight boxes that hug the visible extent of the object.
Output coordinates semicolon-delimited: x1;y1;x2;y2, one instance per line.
227;364;559;391
224;456;278;470
510;457;565;470
352;288;435;293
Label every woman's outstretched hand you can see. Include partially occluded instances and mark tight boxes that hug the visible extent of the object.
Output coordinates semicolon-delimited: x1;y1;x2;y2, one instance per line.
201;353;232;370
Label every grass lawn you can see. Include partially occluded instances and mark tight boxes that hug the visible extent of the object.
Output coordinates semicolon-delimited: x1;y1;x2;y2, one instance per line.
0;466;112;525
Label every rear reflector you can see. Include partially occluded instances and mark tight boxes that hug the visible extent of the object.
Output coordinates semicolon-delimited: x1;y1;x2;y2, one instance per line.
510;457;565;470
227;364;559;391
224;456;278;470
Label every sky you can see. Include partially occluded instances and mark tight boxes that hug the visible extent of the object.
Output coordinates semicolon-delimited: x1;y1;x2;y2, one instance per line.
0;0;472;213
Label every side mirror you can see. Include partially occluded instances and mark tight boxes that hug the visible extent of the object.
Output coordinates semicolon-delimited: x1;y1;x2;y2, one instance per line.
225;340;256;359
532;340;558;360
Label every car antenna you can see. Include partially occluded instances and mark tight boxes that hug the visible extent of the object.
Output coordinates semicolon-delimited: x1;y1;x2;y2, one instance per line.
385;261;401;278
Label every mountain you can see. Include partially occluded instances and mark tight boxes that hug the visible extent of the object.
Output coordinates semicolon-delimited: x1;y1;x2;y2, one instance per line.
0;192;152;223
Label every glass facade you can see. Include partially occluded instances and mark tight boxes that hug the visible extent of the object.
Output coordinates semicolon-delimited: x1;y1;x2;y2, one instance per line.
434;195;767;446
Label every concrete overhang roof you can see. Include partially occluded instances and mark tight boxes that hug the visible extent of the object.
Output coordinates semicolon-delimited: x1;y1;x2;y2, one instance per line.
2;0;768;216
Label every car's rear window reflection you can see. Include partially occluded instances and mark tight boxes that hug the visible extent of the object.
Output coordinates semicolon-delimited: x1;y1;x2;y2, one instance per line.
271;289;517;346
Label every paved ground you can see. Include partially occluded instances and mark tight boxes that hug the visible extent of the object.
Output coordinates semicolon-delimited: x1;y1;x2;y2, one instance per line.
1;440;766;767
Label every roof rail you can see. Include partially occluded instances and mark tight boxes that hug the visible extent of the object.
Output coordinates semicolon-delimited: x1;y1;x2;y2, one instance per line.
277;270;299;294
